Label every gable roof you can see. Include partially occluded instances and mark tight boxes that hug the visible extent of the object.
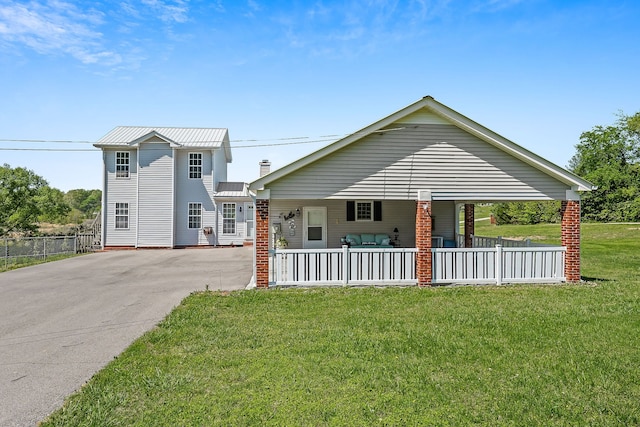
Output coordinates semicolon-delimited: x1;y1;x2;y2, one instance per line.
94;126;232;162
250;96;594;192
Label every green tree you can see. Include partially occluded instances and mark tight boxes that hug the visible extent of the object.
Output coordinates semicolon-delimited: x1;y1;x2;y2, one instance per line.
64;189;101;219
0;164;70;235
492;201;561;225
568;112;640;221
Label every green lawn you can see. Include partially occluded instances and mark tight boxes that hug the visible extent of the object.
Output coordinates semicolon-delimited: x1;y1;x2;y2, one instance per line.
42;223;640;426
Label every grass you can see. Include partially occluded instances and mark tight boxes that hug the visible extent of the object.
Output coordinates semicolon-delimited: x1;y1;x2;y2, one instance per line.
42;223;640;426
0;253;83;272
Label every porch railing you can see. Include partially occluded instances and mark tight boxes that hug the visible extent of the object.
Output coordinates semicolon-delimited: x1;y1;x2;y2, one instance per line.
432;245;566;285
456;234;556;248
271;246;416;286
270;240;566;287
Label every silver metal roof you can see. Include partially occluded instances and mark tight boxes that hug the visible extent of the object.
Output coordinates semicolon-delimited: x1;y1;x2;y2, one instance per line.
215;182;252;198
95;126;228;148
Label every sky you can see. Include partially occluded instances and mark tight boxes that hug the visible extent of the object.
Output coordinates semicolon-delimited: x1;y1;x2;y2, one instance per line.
1;0;639;192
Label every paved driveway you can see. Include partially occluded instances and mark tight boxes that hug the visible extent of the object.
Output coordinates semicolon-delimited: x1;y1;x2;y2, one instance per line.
0;247;253;426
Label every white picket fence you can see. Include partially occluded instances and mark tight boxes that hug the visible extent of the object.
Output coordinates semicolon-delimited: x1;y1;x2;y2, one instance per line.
271;246;416;286
270;242;565;286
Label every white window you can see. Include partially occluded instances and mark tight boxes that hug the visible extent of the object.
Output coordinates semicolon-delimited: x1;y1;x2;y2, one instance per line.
115;203;129;229
188;202;202;229
189;153;202;179
116;152;130;178
222;203;236;234
356;201;373;221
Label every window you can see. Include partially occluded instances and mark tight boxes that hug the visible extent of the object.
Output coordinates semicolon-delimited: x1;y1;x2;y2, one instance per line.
222;203;236;234
356;201;373;221
346;200;382;222
189;153;202;179
116;152;130;178
188;202;202;229
115;203;129;229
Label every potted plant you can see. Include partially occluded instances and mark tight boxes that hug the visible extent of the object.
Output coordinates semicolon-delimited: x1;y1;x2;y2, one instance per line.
275;236;288;248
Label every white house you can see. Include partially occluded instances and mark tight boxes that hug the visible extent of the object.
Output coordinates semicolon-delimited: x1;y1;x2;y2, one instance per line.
94;126;254;248
249;96;594;288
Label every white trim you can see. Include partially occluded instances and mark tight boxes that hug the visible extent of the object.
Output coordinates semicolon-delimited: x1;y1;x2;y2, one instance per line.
187;202;203;229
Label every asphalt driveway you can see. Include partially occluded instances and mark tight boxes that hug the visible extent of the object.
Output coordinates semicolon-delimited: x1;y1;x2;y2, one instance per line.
0;246;253;426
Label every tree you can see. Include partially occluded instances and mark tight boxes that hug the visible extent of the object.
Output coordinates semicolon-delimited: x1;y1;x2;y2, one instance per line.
568;112;640;221
0;164;70;235
492;201;561;225
64;189;102;221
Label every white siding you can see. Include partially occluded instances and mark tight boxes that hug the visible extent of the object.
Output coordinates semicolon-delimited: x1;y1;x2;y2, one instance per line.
213;147;228;189
137;144;174;247
174;150;216;246
215;198;252;245
103;149;137;246
266;124;569;201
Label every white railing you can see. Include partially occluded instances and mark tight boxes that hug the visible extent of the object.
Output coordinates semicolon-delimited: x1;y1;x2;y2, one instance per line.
432;245;566;285
271;246;416;286
270;243;566;287
457;234;555;248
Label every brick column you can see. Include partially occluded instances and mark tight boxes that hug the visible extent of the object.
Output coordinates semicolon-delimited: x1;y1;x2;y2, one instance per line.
464;203;475;248
416;191;433;286
561;198;581;283
255;197;270;288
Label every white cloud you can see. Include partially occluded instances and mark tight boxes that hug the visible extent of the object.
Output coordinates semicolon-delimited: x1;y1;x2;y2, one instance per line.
141;0;189;23
0;1;118;65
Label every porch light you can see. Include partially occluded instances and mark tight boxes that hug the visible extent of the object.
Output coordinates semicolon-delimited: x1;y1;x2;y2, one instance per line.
393;227;399;241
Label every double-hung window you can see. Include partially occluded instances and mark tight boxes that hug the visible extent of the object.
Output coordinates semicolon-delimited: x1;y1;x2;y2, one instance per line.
115;203;129;229
188;202;202;229
116;152;130;178
222;203;236;234
189;153;202;179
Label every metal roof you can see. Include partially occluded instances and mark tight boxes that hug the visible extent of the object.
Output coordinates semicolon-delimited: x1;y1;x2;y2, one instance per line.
215;182;252;198
94;126;228;148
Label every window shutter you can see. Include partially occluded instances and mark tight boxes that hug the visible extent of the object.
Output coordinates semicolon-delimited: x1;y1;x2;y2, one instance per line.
346;201;355;221
374;201;382;221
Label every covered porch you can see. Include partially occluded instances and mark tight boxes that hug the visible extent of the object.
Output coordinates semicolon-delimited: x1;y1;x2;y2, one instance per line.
249;97;592;289
254;193;580;288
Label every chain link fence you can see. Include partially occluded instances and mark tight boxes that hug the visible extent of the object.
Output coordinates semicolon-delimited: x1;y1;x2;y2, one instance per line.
2;235;95;269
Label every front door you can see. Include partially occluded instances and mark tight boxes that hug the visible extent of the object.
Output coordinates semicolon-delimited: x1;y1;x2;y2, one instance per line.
303;207;327;249
245;202;254;239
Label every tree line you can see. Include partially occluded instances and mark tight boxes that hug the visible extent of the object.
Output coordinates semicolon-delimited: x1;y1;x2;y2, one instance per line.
0;164;101;236
493;111;640;224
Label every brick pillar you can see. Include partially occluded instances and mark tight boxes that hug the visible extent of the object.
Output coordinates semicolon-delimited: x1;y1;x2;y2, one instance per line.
561;199;581;282
416;192;433;286
255;198;270;288
464;203;475;248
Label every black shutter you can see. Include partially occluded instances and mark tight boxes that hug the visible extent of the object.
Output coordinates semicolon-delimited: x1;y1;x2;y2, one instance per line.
346;201;355;221
374;201;382;221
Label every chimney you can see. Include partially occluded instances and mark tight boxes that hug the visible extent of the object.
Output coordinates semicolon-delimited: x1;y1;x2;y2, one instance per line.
259;159;271;177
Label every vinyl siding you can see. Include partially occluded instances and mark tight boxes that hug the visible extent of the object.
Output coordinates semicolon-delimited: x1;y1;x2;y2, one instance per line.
266;124;569;201
137;144;174;247
216;198;252;245
174;150;216;246
268;200;455;249
103;149;137;246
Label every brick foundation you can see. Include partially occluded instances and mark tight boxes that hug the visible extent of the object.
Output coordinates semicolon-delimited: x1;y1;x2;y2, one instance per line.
416;200;433;286
255;198;270;288
561;200;581;282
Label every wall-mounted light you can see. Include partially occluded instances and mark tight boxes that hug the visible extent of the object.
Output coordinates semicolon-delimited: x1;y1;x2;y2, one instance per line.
393;227;399;241
295;208;301;217
239;206;242;212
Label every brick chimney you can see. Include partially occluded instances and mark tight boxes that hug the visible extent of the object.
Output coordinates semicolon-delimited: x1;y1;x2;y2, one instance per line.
259;160;271;177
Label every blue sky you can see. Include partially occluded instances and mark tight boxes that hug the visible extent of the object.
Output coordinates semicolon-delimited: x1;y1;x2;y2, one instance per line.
1;0;639;191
